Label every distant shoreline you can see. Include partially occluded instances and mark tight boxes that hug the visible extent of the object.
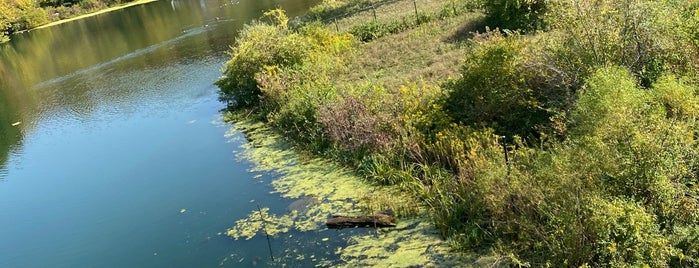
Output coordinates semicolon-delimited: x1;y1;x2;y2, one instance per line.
33;0;159;30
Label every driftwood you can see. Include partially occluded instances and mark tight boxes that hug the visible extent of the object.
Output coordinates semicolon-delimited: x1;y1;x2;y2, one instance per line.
326;209;396;229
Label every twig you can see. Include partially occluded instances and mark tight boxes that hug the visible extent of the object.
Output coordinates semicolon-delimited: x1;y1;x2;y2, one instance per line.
256;204;274;262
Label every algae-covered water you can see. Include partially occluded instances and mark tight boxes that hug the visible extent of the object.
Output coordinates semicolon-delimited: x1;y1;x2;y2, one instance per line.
225;119;468;267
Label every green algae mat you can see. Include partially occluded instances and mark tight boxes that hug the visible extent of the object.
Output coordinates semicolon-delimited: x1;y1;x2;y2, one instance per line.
224;119;471;267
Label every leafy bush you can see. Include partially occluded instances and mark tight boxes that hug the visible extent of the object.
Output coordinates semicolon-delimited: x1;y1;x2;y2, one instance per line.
350;20;400;42
544;0;699;87
216;10;312;108
444;30;553;139
0;0;48;36
483;0;549;31
588;197;673;267
435;66;699;265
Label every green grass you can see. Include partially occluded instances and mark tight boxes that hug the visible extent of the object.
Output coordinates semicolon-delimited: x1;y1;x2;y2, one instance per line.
338;11;484;88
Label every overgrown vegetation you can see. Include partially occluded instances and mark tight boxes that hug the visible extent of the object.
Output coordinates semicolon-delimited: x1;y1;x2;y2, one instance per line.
218;0;699;266
0;0;134;42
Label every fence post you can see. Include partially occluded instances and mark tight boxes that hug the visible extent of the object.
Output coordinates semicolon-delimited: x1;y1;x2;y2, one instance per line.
334;17;339;32
501;136;511;176
373;6;377;21
413;0;418;23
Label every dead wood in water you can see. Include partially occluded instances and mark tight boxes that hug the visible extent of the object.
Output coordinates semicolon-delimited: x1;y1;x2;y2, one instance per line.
326;209;396;229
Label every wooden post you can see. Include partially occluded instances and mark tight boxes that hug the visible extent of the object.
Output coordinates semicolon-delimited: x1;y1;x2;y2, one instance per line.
373;6;377;21
501;136;510;176
413;0;418;23
334;17;339;32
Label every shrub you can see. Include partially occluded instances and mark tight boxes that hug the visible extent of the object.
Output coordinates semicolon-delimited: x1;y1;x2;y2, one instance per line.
216;10;312;108
544;0;699;87
437;66;699;265
483;0;549;31
444;30;552;139
318;94;392;156
587;197;674;267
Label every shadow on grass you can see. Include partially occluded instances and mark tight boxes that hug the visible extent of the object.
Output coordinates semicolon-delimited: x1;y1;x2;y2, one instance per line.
443;15;488;44
306;0;401;22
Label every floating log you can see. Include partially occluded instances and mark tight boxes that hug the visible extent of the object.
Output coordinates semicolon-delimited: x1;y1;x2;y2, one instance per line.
326;209;396;229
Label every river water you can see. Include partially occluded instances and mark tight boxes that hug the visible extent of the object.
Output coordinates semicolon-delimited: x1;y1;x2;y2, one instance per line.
0;0;323;267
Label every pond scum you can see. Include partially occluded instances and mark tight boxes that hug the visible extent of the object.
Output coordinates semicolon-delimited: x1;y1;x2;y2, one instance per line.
224;118;472;267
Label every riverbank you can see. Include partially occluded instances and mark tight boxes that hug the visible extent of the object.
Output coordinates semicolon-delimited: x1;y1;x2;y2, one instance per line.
219;0;699;266
34;0;159;30
1;0;158;43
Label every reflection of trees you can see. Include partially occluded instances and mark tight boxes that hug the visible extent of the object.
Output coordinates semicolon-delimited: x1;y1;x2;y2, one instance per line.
0;0;321;172
0;87;23;172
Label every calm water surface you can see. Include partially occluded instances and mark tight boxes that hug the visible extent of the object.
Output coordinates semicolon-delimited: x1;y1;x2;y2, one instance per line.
0;0;324;267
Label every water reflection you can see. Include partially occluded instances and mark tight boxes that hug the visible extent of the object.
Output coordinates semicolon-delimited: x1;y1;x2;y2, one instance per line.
0;88;22;178
1;0;323;266
0;0;320;177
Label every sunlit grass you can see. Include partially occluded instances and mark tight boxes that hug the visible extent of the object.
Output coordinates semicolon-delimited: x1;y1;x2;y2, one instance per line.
338;11;484;88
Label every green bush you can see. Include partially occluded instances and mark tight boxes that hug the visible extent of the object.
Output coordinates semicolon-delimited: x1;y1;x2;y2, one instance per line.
544;0;699;87
588;197;674;267
217;11;354;111
216;11;312;108
483;0;548;31
221;18;355;151
444;30;552;139
436;66;699;265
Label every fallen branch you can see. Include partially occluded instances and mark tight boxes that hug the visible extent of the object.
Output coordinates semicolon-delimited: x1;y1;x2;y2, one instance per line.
326;209;396;229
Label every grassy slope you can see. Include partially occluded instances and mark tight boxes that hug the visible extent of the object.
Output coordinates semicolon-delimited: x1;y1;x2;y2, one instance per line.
328;0;484;89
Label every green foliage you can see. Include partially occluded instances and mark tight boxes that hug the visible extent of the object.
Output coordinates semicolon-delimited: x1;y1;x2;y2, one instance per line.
0;0;48;39
217;11;355;152
0;0;132;43
444;30;552;139
431;67;699;265
588;197;673;267
670;226;699;266
216;10;313;108
219;2;699;266
349;12;433;42
483;0;548;31
304;0;383;22
544;0;699;87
